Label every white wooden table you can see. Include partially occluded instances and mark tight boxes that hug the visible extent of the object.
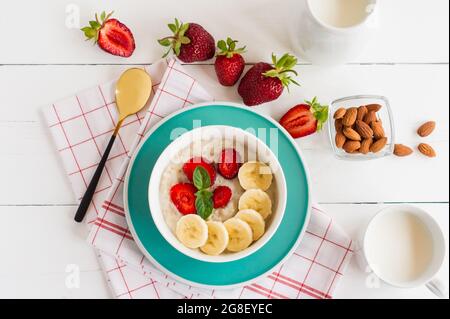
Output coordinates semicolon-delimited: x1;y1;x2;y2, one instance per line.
0;0;448;299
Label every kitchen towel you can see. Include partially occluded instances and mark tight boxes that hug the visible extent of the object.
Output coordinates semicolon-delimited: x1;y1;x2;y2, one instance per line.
43;58;353;299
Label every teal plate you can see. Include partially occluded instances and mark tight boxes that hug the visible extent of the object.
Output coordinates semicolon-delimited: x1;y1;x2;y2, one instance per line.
124;103;311;289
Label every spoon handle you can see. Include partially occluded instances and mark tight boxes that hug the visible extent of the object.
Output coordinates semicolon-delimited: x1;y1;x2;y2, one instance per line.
74;134;116;223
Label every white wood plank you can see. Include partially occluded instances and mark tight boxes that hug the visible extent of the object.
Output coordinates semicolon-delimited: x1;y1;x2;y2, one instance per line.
0;0;448;64
1;64;448;204
0;203;446;298
0;206;111;298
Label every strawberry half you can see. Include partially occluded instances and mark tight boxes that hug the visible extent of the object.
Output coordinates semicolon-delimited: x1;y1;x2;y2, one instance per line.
212;186;232;209
158;18;215;63
81;11;135;57
279;97;329;138
238;53;299;106
182;157;216;185
214;38;246;86
218;148;241;179
170;183;197;215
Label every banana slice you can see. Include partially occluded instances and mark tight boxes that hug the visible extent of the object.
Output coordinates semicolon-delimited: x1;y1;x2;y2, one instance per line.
238;189;272;219
236;209;266;241
238;161;273;191
224;218;253;252
200;221;229;256
175;215;208;249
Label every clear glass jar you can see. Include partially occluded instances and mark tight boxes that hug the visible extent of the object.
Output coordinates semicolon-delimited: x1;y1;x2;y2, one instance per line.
328;95;395;161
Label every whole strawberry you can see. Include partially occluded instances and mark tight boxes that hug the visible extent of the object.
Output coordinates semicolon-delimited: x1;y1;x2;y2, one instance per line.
238;53;299;106
214;38;246;86
158;18;215;63
81;11;135;57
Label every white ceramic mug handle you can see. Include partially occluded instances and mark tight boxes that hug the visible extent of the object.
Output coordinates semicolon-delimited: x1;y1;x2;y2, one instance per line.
426;278;448;299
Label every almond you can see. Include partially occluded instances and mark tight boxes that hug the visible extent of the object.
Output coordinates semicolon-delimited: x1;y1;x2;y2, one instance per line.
371;120;385;139
370;137;387;153
366;104;382;112
360;138;373;154
355;120;374;139
417;121;436;137
418;143;436;157
343;127;361;141
335;132;346;148
342;107;358;126
357;105;368;121
335;119;343;133
394;144;413;157
364;111;378;125
333;108;346;120
343;140;361;153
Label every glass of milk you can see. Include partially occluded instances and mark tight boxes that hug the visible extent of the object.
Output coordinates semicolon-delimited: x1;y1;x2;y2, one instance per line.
291;0;379;65
357;205;447;298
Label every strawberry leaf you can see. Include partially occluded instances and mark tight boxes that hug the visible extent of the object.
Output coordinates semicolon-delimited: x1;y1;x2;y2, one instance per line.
81;27;97;40
307;96;329;131
217;40;227;51
158;38;172;47
263;53;300;89
89;20;101;29
158;18;191;58
195;190;213;220
179;36;191;44
179;22;190;35
82;11;114;43
105;11;114;21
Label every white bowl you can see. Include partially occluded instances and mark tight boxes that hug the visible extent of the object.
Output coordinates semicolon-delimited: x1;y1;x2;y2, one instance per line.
148;125;287;263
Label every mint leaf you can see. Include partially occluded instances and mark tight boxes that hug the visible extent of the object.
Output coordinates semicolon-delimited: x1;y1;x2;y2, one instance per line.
193;166;210;190
195;190;213;220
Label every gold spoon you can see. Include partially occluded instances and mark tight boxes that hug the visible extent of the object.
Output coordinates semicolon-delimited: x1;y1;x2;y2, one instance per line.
74;68;152;222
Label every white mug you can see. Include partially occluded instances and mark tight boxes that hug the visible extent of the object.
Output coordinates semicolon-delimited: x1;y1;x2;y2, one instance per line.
291;0;379;65
356;205;448;298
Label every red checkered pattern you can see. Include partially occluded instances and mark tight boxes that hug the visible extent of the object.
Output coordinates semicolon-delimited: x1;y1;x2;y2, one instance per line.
43;58;353;299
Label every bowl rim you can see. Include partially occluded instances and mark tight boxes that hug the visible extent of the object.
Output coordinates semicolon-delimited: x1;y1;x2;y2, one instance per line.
148;124;287;263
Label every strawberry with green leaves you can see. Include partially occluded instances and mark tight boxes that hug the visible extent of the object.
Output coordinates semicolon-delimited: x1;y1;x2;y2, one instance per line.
214;37;246;86
158;18;215;63
279;97;329;138
238;53;299;106
81;11;135;57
